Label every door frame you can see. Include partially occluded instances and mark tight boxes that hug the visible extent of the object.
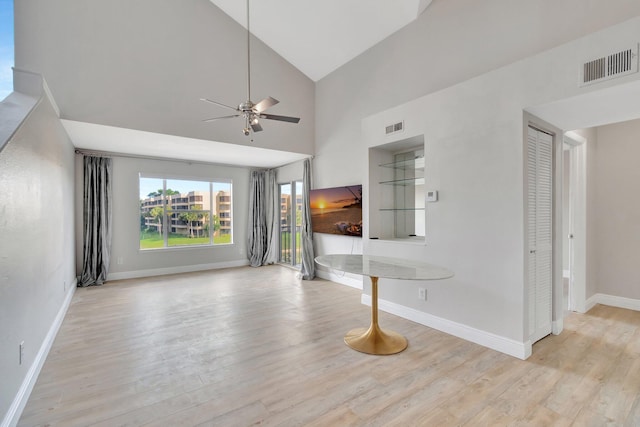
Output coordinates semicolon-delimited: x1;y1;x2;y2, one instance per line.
523;113;564;349
564;131;587;313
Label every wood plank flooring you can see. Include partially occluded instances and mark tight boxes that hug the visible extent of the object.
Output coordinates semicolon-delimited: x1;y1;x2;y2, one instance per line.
18;265;640;426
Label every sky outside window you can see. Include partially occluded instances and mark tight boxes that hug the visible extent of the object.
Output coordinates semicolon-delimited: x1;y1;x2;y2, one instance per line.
0;0;13;100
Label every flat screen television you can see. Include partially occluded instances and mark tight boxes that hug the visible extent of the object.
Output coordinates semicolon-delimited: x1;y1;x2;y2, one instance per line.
309;185;362;237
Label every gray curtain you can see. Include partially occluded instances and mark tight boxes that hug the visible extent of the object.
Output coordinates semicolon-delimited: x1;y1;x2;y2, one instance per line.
247;169;279;267
247;170;266;267
262;169;280;264
300;158;316;280
79;156;113;287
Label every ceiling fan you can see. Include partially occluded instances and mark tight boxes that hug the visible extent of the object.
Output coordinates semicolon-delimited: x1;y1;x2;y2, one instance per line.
200;0;300;136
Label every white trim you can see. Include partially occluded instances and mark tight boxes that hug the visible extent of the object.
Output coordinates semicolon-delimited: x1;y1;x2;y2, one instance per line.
586;293;640;312
42;78;60;118
564;130;587;146
107;259;250;281
361;295;531;360
316;268;363;290
584;294;599;313
2;279;77;427
552;318;563;335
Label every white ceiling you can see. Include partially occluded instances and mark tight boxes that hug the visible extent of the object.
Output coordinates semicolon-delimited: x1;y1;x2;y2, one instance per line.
62;120;309;168
209;0;432;81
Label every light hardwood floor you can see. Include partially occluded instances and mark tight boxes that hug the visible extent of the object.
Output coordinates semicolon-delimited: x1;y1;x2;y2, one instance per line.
18;265;640;426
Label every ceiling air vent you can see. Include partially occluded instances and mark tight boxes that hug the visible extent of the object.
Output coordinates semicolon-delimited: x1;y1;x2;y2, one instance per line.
385;121;404;135
580;44;639;86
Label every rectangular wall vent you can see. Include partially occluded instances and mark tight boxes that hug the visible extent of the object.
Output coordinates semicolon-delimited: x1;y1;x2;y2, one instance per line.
581;44;639;86
385;121;404;135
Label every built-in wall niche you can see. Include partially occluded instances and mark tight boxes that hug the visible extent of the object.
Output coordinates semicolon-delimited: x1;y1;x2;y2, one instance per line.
368;135;426;242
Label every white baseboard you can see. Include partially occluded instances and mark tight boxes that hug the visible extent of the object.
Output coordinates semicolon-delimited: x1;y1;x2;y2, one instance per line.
361;294;531;360
2;279;77;427
584;294;598;313
107;259;250;281
316;268;363;290
586;293;640;312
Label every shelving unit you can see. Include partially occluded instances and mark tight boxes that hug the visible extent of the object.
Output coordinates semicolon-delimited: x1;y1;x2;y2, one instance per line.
371;148;426;240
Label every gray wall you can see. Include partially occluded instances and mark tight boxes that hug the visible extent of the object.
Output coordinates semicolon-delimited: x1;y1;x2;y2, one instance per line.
15;0;315;155
75;156;251;279
0;94;76;421
594;118;640;299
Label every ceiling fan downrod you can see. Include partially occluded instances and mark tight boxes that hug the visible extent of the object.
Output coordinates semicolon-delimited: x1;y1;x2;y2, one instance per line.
200;0;301;135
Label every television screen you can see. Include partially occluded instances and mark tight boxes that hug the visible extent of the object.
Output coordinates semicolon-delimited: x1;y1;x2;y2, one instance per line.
309;185;362;237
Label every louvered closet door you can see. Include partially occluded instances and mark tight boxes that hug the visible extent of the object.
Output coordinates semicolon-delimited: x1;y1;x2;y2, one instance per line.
527;127;553;343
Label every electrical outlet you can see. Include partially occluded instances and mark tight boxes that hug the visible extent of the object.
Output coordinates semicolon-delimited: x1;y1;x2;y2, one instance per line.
19;341;24;365
418;288;427;301
117;257;124;265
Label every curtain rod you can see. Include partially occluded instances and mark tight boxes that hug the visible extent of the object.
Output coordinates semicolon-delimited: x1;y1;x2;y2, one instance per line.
74;148;211;166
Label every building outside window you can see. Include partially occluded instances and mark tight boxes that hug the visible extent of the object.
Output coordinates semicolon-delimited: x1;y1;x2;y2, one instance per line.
139;176;232;249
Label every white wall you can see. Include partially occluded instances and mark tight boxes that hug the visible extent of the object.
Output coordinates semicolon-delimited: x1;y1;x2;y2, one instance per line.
0;93;76;424
314;0;640;283
315;0;640;188
15;0;315;155
594;118;640;300
75;156;251;280
315;2;640;355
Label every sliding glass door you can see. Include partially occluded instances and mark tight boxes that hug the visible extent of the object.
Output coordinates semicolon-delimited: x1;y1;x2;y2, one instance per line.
279;181;303;266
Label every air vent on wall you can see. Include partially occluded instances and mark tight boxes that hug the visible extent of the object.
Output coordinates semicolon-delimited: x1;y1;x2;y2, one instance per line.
385;121;404;135
580;44;639;86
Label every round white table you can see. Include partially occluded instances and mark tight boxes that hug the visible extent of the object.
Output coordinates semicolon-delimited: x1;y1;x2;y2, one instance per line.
315;254;454;355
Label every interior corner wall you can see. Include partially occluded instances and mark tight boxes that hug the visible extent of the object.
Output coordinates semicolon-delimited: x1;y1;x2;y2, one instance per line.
75;156;251;280
594;118;640;300
0;95;76;422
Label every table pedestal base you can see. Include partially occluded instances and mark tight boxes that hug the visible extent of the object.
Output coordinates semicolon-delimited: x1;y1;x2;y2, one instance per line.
344;324;408;355
344;275;408;355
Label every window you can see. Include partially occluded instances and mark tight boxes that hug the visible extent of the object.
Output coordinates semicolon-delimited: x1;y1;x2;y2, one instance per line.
279;181;303;266
0;0;14;101
139;176;232;249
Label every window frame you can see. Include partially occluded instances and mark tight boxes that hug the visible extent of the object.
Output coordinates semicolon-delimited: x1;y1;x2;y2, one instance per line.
139;174;233;251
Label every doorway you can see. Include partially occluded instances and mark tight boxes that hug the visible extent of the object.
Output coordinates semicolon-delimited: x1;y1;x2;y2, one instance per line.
563;131;587;314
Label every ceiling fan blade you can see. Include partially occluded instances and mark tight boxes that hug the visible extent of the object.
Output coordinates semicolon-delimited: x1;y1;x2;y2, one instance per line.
200;98;239;112
202;114;241;122
260;113;300;124
250;121;263;132
254;96;279;112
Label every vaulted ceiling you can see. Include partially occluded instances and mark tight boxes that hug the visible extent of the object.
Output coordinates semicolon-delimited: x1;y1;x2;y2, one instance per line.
16;0;433;168
209;0;433;81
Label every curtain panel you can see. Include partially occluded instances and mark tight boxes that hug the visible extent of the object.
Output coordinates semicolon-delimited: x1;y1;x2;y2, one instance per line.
247;170;266;267
79;156;113;287
300;158;316;280
262;169;280;265
247;169;279;267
